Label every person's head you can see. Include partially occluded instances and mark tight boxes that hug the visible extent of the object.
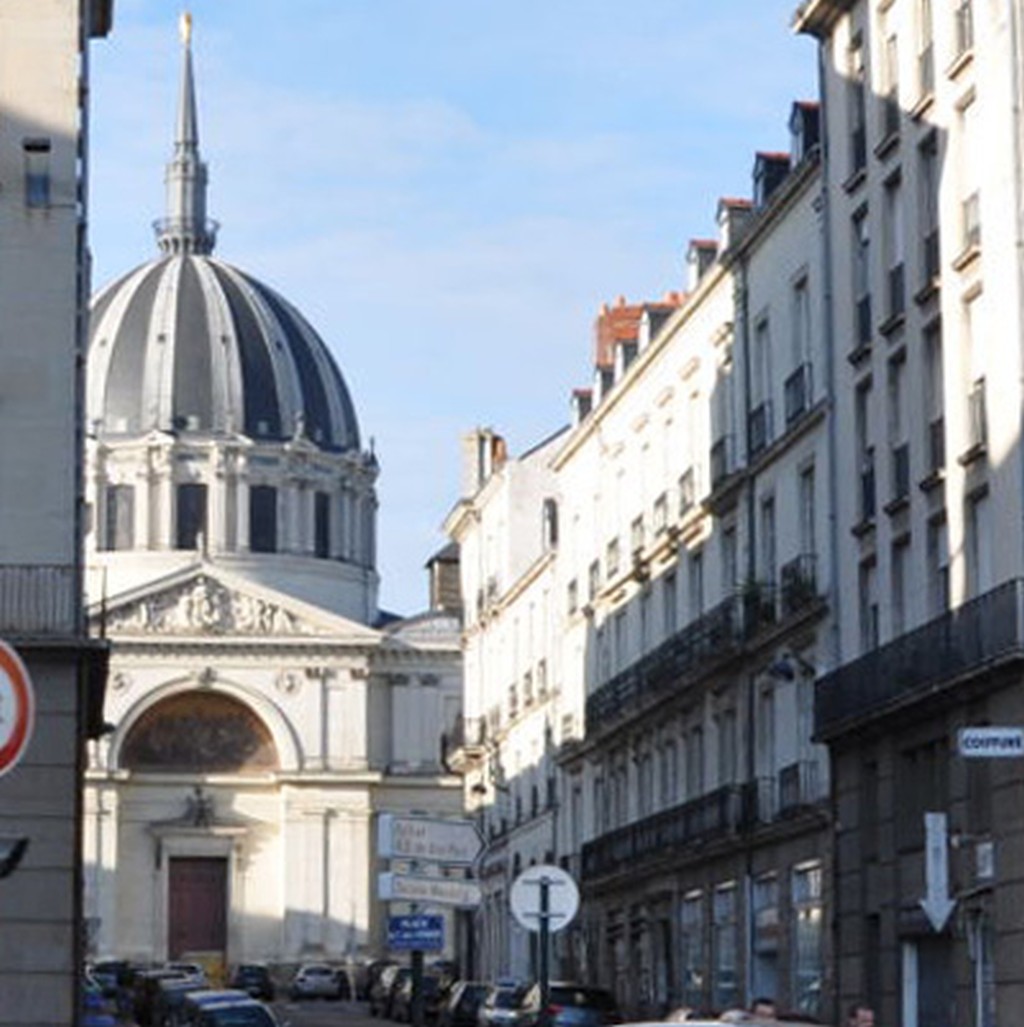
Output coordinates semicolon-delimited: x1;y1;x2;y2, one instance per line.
751;999;777;1019
847;1004;875;1027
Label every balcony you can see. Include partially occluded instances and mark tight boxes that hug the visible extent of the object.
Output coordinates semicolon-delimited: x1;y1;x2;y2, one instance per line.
816;578;1024;739
784;364;813;426
582;784;744;880
748;401;773;457
0;564;78;637
585;596;743;728
777;760;824;814
780;553;819;616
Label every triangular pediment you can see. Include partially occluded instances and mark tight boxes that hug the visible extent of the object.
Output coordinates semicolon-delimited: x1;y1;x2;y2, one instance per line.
93;564;381;642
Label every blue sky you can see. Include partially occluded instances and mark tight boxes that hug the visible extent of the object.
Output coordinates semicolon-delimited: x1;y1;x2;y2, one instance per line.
88;2;818;615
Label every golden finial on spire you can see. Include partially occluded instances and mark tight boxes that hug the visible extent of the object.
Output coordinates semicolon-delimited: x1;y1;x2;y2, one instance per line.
179;10;193;47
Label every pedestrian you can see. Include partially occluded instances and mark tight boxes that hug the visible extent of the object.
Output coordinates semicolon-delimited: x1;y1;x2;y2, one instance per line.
847;1003;876;1027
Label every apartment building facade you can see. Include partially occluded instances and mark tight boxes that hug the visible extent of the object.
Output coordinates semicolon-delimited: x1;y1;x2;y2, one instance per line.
794;0;1024;1024
0;3;113;1025
446;101;837;1016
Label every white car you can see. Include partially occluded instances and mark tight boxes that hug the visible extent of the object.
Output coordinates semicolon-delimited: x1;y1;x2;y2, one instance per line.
288;963;344;1000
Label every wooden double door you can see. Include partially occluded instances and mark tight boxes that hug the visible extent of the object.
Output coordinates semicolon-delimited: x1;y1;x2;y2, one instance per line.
168;856;227;960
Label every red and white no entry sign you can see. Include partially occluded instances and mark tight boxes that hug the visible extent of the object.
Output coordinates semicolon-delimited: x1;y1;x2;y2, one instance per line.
0;640;34;777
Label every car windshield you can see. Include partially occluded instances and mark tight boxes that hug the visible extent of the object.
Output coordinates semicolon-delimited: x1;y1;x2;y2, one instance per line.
491;990;521;1009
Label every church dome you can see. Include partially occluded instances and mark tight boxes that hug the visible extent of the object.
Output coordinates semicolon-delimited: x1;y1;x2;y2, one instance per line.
87;13;358;453
84;16;379;625
89;254;360;451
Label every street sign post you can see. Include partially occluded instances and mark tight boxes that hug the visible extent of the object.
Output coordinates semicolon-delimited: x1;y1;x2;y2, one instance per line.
378;871;482;908
510;865;580;1027
388;914;445;952
958;726;1024;758
920;811;955;932
0;639;34;778
377;814;484;865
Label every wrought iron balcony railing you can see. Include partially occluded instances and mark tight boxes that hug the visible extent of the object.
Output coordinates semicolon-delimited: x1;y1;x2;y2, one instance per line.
582;784;744;880
816;578;1024;738
585;596;742;727
0;564;78;636
780;553;819;616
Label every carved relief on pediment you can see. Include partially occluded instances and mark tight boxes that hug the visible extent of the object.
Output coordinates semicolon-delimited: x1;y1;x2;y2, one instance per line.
106;575;316;637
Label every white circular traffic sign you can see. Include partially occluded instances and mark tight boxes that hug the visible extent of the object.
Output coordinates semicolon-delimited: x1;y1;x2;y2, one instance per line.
509;864;579;933
0;640;34;777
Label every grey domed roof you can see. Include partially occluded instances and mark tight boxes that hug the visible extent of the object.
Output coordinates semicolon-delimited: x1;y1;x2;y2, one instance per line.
88;18;360;453
89;255;360;451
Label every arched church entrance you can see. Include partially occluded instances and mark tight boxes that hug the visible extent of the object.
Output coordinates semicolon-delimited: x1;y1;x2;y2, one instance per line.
122;691;279;962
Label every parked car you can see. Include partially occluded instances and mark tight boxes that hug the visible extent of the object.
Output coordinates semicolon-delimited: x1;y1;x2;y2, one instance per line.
289;962;345;1000
391;972;445;1024
193;997;282;1027
132;969;191;1027
370;965;411;1018
364;960;397;1003
479;984;527;1027
178;990;253;1027
83;978;118;1027
153;977;207;1027
439;981;490;1027
229;965;275;1002
166;962;209;988
517;983;622;1027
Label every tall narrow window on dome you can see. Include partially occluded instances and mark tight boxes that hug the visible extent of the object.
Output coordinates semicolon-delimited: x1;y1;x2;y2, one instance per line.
102;484;134;551
314;491;330;558
176;483;207;550
249;485;277;554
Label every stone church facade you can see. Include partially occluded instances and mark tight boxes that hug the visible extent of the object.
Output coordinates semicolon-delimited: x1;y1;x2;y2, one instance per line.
81;18;463;968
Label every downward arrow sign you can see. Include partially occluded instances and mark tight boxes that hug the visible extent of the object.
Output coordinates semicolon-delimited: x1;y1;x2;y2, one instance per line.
920;811;956;932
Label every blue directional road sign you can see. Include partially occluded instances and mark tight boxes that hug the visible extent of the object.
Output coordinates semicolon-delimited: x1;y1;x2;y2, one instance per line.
388;914;445;952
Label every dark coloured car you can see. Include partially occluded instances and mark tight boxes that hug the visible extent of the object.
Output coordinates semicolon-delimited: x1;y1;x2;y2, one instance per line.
229;965;275;1002
132;969;190;1027
391;973;445;1024
370;965;411;1018
152;977;206;1027
194;998;281;1027
178;990;253;1027
516;983;621;1027
440;981;490;1027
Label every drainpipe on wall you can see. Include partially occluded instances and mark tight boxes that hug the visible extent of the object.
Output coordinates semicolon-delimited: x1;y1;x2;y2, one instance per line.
810;31;843;1027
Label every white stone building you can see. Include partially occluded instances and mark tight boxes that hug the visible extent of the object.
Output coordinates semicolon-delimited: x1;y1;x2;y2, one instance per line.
796;1;1024;1023
446;98;836;1013
0;3;113;1026
81;21;463;968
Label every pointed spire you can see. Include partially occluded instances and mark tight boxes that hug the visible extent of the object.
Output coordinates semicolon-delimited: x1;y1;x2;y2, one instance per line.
155;11;217;256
